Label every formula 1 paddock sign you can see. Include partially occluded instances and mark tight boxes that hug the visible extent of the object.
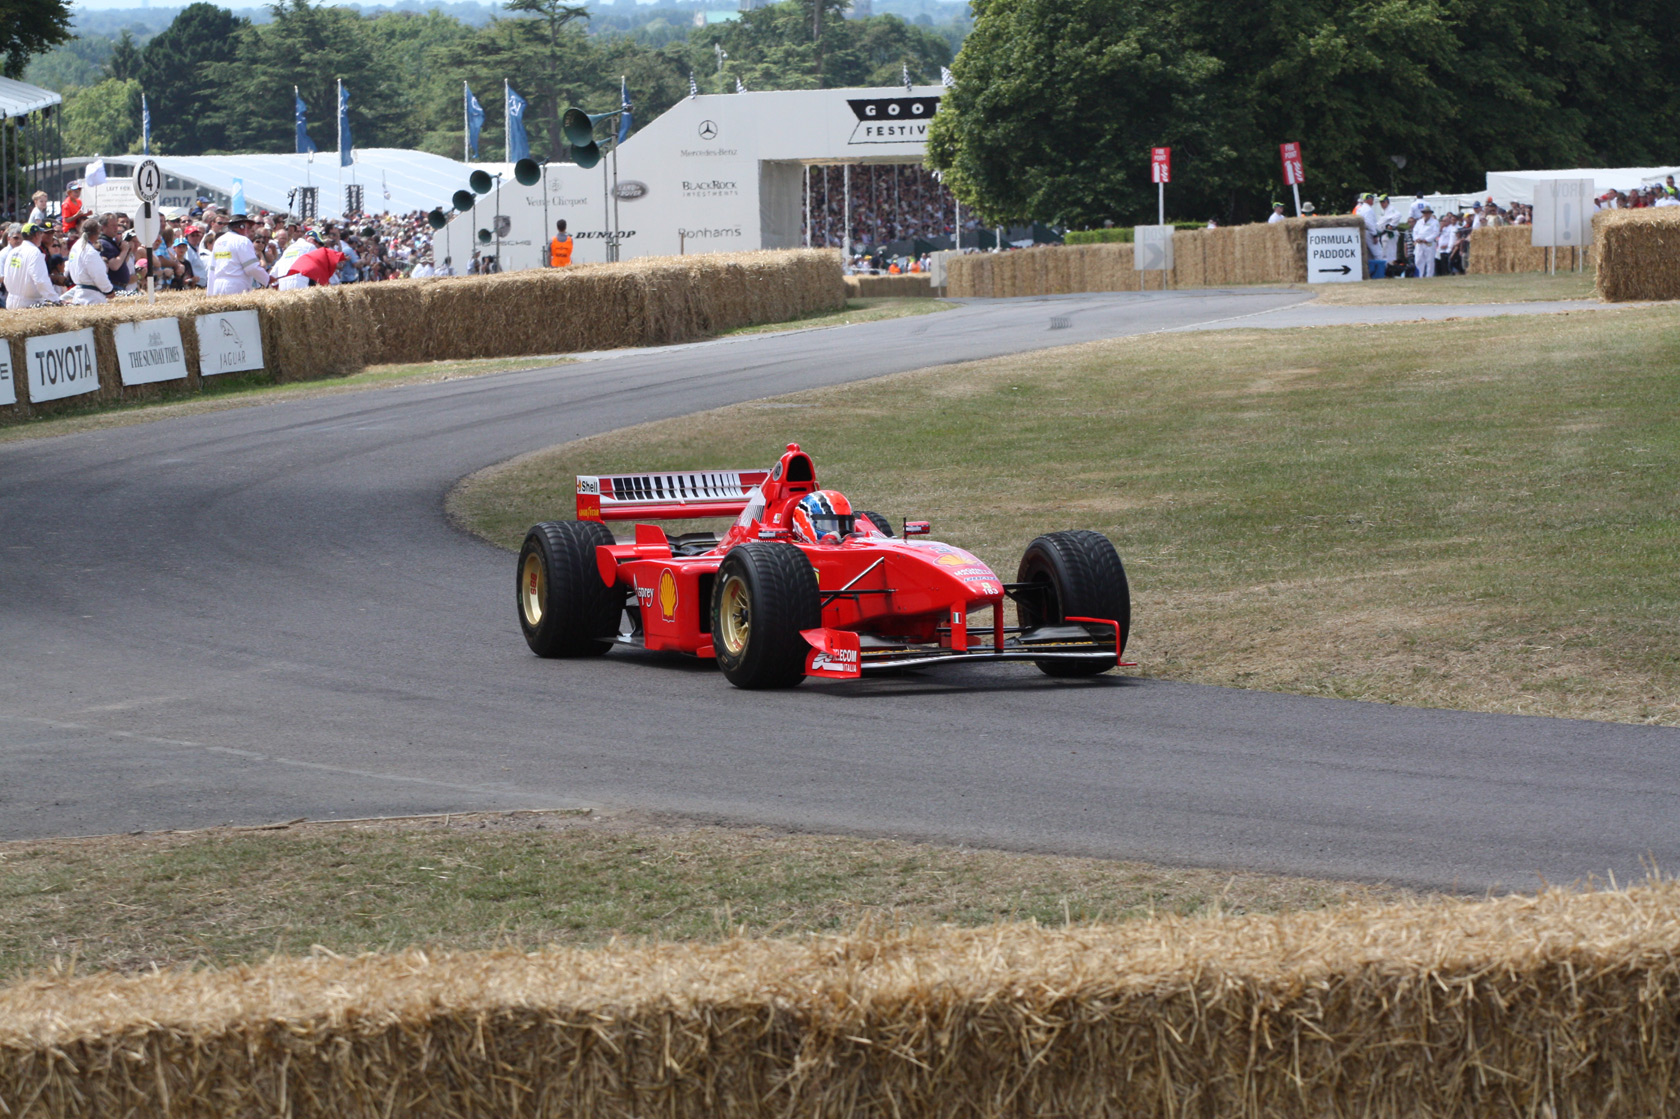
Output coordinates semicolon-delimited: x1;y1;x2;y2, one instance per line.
1307;227;1363;283
114;317;189;386
195;310;264;376
0;341;14;406
26;328;100;402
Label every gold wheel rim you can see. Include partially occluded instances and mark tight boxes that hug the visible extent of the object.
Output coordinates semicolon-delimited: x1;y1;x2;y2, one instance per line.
718;573;751;656
521;552;547;627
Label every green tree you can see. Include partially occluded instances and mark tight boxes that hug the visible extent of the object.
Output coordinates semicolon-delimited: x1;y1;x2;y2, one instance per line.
63;77;143;155
106;30;142;81
433;13;601;161
138;4;250;154
206;0;415;153
0;0;72;78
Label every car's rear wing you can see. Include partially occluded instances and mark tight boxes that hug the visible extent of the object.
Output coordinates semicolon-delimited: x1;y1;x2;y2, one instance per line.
577;470;770;522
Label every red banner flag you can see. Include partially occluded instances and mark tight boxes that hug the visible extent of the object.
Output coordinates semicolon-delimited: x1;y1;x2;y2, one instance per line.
1280;142;1305;185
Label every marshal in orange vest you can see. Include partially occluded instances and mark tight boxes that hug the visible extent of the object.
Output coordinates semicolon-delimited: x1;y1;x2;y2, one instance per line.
550;220;573;267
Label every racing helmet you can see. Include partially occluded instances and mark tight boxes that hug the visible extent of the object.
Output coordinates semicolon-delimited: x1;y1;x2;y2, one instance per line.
790;490;855;544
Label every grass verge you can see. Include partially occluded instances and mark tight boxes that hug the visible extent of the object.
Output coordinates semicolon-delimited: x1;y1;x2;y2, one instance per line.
1308;271;1596;305
0;811;1411;982
717;296;954;337
452;305;1680;726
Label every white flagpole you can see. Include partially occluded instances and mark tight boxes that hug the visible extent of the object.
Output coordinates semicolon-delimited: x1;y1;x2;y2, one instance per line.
336;79;343;214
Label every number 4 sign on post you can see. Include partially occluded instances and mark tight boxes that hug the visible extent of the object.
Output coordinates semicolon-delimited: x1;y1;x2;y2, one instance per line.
1150;147;1171;225
1280;142;1305;216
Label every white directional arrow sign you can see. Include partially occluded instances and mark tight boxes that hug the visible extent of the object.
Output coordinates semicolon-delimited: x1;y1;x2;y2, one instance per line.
1133;224;1174;272
1306;227;1363;284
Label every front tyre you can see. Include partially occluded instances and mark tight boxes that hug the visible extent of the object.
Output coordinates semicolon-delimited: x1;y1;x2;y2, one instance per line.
711;542;820;689
855;510;895;537
1016;530;1131;677
518;520;620;658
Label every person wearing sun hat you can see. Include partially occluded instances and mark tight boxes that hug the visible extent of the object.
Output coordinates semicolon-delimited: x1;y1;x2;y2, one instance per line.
206;209;271;294
4;223;57;309
1411;204;1440;277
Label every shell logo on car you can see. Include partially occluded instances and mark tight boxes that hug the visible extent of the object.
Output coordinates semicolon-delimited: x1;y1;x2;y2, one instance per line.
658;569;679;622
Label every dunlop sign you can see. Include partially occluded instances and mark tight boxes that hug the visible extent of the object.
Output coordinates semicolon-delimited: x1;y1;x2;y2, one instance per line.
27;328;100;402
195;310;264;376
114;317;189;386
0;342;14;406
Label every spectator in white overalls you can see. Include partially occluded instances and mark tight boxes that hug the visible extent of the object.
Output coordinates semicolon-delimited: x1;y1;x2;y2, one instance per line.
62;218;115;304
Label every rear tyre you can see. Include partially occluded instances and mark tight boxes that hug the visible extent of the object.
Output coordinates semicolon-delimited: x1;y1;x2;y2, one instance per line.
856;510;894;537
518;520;619;658
711;542;820;689
1016;530;1130;677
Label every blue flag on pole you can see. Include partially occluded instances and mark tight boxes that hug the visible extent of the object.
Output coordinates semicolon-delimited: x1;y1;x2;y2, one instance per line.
142;93;151;155
506;84;530;163
231;178;246;216
294;87;317;155
465;84;485;160
617;77;633;145
338;82;354;167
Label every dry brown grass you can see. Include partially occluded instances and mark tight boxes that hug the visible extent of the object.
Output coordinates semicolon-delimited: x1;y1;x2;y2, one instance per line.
1;880;1674;1119
1;251;844;422
1594;208;1680;301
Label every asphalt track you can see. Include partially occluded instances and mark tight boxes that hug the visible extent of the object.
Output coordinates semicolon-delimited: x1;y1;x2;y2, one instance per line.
2;288;1673;893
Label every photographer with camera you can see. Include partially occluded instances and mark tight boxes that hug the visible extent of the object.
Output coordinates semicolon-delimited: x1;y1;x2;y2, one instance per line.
97;212;139;293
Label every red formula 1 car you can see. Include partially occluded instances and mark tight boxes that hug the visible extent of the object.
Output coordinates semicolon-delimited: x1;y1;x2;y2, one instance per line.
516;443;1131;688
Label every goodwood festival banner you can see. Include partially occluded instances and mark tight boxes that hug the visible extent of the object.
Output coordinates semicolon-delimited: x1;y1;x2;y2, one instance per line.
26;328;100;403
114;317;190;386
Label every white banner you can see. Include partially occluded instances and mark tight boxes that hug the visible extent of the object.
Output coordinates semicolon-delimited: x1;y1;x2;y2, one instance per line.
0;342;15;406
1133;225;1175;271
1531;178;1594;248
114;317;189;386
25;329;100;402
1306;227;1364;283
195;310;264;376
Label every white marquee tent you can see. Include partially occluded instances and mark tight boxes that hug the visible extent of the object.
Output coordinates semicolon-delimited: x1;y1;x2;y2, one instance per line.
1484;166;1680;206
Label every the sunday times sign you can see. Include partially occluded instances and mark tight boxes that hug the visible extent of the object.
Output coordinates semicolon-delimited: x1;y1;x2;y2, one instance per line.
114;317;189;386
27;328;100;402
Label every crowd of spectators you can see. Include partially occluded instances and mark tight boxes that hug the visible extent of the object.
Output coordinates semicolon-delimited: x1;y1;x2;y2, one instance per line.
803;164;981;252
0;189;475;310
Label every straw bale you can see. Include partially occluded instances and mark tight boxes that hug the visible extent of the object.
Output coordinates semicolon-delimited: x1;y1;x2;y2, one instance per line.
845;274;939;298
1;251;842;421
1592;208;1680;301
5;883;1680;1119
1465;225;1598;276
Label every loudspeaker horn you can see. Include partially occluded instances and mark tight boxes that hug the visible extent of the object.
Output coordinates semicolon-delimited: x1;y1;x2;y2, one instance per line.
452;189;476;211
477;228;492;244
572;141;601;169
427;208;448;229
561;107;615;149
469;169;495;194
514;157;544;186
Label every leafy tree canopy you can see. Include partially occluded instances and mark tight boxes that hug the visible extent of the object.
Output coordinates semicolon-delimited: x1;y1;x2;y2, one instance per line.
931;0;1680;226
1;0;73;79
62;78;144;156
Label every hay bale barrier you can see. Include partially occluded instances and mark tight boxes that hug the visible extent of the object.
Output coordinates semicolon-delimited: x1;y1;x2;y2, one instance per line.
0;250;844;423
4;884;1679;1119
1594;208;1680;301
1465;225;1593;275
946;217;1362;298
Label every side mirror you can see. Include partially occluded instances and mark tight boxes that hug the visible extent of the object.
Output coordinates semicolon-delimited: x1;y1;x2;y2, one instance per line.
903;520;932;537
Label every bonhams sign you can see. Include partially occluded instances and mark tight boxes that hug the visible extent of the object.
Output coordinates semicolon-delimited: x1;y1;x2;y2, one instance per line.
26;328;100;403
847;97;940;144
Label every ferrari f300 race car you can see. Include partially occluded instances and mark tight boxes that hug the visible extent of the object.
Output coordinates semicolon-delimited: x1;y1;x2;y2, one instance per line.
516;443;1131;688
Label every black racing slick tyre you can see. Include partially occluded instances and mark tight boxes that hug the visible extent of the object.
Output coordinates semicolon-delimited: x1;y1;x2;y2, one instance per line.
1016;530;1131;677
518;520;620;658
856;510;894;537
711;542;821;689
